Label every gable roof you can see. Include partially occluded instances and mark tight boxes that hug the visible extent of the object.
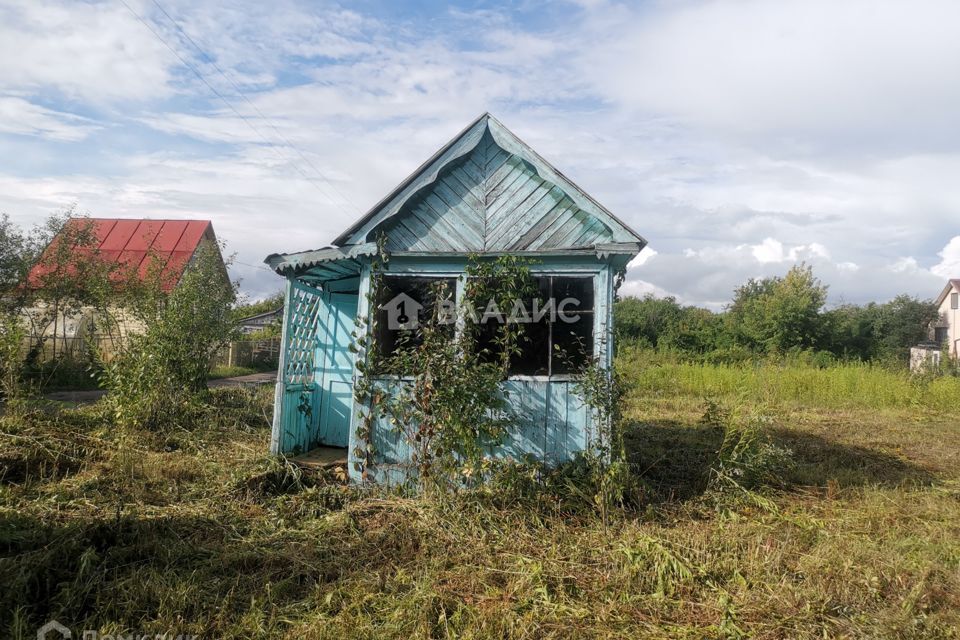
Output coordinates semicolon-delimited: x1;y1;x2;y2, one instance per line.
936;278;960;305
28;218;216;291
333;113;645;252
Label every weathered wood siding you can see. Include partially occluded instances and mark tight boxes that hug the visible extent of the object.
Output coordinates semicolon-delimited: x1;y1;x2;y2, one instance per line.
271;281;357;455
362;379;591;484
269;114;643;484
382;130;618;253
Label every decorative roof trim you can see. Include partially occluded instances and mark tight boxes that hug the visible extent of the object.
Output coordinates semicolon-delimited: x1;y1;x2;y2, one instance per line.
331;113;646;250
333;114;489;246
264;241;379;275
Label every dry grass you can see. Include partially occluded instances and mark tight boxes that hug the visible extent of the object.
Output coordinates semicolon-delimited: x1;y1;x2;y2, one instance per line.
2;356;959;639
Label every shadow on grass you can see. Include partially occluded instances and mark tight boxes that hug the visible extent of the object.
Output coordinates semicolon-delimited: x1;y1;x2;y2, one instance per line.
624;420;936;504
0;503;418;635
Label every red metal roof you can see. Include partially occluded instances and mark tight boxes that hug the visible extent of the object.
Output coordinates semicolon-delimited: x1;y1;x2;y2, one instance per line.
27;218;214;292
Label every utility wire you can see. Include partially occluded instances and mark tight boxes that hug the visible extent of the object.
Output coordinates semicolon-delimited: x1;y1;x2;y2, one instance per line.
233;260;275;273
118;0;357;212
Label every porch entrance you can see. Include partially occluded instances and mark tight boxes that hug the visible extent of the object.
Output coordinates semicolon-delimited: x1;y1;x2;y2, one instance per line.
315;292;358;448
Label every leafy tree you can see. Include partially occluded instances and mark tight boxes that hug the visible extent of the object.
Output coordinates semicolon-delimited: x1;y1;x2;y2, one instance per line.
661;306;726;354
0;213;40;311
1;211;121;401
872;295;940;360
819;303;881;360
764;265;828;351
100;243;239;429
614;295;725;354
728;264;827;352
0;214;39;404
232;290;284;321
614;295;685;348
726;276;778;349
28;215;127;361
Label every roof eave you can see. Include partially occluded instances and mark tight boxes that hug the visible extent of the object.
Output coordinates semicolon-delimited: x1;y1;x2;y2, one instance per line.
331;113;491;247
264;241;379;275
935;279;960;306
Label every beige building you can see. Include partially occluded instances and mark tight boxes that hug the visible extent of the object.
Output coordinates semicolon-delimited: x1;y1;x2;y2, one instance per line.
933;278;960;357
23;217;226;362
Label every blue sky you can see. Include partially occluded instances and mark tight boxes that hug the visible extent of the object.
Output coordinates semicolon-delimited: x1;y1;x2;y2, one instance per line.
2;0;959;307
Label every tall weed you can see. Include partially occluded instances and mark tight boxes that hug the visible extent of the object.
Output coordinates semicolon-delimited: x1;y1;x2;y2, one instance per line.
619;346;960;411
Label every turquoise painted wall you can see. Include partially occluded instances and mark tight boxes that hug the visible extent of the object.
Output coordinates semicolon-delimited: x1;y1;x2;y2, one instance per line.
345;255;614;484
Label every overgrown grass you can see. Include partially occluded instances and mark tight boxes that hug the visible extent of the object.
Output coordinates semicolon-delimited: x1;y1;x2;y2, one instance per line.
208;364;260;379
2;353;959;638
619;346;960;411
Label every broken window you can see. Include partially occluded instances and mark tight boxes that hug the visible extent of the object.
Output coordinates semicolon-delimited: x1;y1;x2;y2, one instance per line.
473;275;595;376
372;274;595;377
374;276;456;364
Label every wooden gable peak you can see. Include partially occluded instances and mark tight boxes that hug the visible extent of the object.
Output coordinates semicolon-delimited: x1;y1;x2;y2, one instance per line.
333;114;646;254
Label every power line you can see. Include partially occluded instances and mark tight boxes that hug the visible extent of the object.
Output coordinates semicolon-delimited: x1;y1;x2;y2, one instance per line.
118;0;358;213
148;0;363;216
232;260;275;273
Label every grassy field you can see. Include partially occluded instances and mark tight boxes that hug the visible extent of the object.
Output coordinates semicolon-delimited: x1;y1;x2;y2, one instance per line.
2;351;959;638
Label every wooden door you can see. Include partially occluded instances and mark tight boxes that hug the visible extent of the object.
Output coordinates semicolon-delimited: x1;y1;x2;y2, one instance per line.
316;292;358;448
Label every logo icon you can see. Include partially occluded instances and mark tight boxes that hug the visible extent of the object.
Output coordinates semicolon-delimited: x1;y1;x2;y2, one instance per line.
37;620;71;639
382;292;423;330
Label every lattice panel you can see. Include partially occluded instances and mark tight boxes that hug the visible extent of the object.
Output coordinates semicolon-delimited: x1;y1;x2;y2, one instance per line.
283;281;323;385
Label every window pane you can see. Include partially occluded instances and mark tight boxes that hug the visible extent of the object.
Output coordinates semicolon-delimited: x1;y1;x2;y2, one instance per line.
552;311;594;374
511;319;550;375
552;276;594;312
374;276;456;367
472;311;550;376
952;292;959;310
466;274;596;377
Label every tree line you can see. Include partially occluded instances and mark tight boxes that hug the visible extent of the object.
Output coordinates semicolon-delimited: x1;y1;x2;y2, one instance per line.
615;264;940;365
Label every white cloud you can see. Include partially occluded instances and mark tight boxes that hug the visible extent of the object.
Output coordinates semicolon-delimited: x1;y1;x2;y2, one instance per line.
751;238;785;264
627;247;657;268
0;1;175;103
891;257;920;273
0;0;958;309
618;278;671;300
932;236;960;278
0;96;101;141
582;0;960;154
751;237;829;264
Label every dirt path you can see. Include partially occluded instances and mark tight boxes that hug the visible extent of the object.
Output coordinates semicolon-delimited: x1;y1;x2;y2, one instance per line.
43;371;277;405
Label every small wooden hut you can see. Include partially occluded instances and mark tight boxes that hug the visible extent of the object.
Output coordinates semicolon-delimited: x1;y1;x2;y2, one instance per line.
265;114;646;482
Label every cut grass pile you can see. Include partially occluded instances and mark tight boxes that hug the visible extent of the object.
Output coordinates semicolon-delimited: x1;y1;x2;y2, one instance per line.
1;353;959;638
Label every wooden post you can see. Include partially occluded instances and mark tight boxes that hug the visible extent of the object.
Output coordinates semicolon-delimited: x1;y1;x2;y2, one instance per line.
270;278;294;455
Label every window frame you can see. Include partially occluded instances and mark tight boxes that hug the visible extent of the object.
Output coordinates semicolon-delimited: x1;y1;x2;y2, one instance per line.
369;267;603;382
370;272;461;377
499;270;602;381
952;292;959;310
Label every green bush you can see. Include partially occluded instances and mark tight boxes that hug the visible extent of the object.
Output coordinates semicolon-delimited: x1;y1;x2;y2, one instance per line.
99;244;238;430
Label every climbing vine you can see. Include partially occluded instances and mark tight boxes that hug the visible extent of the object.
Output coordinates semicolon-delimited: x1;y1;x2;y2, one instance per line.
572;358;632;524
354;253;537;490
349;235;389;481
352;250;631;508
